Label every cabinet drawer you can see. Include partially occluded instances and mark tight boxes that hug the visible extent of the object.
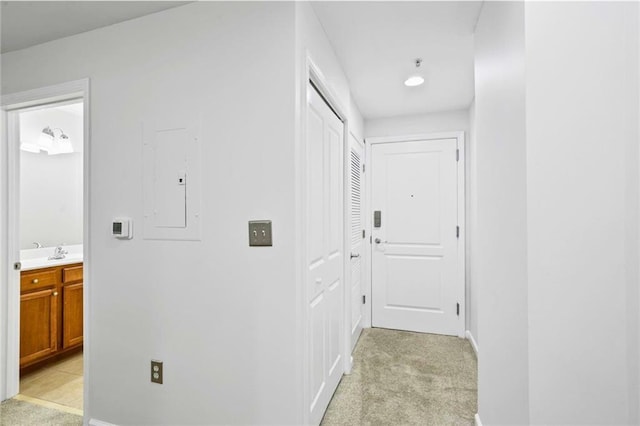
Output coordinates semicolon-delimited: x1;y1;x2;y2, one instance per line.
21;269;58;292
62;265;83;283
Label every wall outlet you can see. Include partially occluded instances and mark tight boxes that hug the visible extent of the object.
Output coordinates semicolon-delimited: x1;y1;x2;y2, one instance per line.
151;360;163;384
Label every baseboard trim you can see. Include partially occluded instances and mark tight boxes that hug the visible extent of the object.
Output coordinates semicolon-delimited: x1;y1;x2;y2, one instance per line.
89;419;118;426
475;413;482;426
466;330;479;357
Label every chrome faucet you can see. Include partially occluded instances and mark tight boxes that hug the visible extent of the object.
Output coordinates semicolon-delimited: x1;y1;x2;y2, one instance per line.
48;245;68;260
32;242;42;248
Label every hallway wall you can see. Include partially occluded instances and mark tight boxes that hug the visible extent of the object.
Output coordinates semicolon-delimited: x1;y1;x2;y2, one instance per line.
525;2;639;423
467;100;478;348
474;3;529;424
364;110;468;139
475;2;640;424
2;3;300;424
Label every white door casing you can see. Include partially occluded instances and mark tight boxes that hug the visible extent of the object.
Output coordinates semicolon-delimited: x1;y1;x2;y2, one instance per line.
348;134;365;351
306;82;344;425
0;79;90;403
370;137;463;336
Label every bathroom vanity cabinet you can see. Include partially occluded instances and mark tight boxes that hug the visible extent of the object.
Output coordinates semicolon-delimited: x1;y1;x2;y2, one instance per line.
20;263;83;370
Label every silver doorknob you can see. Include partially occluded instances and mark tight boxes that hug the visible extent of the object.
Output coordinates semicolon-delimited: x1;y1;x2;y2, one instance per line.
350;253;360;259
375;238;382;244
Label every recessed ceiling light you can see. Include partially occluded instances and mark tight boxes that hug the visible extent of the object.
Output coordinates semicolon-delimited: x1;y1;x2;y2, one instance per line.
404;58;424;87
404;76;425;87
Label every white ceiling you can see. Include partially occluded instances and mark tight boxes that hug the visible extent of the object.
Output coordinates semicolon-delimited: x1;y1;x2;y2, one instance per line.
311;1;482;119
0;1;190;54
1;1;479;120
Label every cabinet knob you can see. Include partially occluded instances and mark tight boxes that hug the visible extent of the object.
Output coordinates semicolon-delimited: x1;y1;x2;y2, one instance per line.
52;291;58;297
32;278;39;284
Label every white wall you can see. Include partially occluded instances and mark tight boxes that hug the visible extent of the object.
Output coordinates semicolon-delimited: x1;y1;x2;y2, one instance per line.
2;3;301;424
20;108;83;249
474;2;529;424
364;109;469;139
475;2;640;424
467;99;478;348
525;2;639;424
0;97;7;402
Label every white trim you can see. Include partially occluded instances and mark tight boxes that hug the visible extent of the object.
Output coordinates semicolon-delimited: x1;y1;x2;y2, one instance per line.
299;52;351;425
1;80;85;111
466;330;479;357
13;394;83;416
456;133;466;338
474;413;483;426
89;419;118;426
366;131;464;145
3;111;20;400
364;131;466;338
0;79;90;419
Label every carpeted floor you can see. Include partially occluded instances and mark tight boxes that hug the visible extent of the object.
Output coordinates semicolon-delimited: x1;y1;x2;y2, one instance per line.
321;328;477;425
0;399;82;426
1;329;476;425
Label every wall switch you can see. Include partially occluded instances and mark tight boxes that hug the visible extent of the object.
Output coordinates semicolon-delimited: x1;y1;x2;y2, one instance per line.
249;220;272;246
151;360;163;384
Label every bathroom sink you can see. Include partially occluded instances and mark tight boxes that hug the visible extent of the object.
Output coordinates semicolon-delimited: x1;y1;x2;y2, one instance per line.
20;245;83;271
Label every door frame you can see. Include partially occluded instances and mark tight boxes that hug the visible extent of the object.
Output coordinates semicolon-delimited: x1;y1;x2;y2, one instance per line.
347;131;366;352
365;132;466;337
297;52;352;425
0;79;91;409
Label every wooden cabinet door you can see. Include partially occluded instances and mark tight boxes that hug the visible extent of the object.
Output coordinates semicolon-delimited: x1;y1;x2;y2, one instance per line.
20;289;58;366
63;283;83;348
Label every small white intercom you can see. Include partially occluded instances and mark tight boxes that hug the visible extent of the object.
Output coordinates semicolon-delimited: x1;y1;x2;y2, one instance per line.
112;218;133;239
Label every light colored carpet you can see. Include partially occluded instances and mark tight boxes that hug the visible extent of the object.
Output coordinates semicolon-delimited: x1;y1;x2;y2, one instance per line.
0;399;82;426
321;328;477;425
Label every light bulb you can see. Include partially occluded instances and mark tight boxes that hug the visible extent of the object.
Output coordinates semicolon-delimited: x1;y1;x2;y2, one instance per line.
404;76;425;87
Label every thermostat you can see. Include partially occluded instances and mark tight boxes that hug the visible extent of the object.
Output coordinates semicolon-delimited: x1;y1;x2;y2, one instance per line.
112;218;133;239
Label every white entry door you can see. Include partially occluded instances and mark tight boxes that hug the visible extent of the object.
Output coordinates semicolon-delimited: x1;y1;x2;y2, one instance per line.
348;134;365;351
371;138;461;336
306;82;344;425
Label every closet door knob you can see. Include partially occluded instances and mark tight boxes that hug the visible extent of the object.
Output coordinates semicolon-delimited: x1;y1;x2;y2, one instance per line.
52;292;58;297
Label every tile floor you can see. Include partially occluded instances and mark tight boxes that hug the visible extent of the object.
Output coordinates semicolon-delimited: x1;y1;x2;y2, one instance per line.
19;352;83;413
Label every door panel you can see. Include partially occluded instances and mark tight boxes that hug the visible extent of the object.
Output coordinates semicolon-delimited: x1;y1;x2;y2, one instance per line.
306;82;344;425
63;283;84;348
371;139;460;336
349;134;365;351
20;288;58;366
309;293;325;411
308;107;325;266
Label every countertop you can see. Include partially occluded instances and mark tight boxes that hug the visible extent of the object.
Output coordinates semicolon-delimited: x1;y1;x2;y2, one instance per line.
20;245;83;271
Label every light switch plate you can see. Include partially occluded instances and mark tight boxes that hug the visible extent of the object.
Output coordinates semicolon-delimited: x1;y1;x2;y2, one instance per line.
249;220;272;246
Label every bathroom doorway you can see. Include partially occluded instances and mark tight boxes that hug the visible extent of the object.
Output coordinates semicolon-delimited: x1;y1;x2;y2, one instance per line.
1;80;89;418
16;99;84;414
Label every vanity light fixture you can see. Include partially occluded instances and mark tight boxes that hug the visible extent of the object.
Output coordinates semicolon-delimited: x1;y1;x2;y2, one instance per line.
37;126;55;152
404;58;425;87
19;141;40;153
48;129;73;155
21;126;74;155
